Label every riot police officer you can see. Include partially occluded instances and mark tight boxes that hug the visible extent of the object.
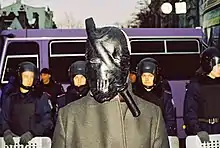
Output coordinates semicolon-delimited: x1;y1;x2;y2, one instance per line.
2;62;53;146
36;68;64;123
65;61;89;105
184;47;220;142
134;57;177;136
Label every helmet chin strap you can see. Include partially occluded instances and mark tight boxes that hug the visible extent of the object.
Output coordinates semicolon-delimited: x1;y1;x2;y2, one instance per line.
20;84;33;91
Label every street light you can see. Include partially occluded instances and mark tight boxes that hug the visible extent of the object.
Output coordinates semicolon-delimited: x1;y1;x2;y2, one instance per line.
161;2;173;14
161;1;187;14
175;2;187;14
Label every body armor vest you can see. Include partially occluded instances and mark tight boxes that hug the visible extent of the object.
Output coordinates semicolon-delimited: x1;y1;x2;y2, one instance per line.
9;93;36;135
198;84;220;118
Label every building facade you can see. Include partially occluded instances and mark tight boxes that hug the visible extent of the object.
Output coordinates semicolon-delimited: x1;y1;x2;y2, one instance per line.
0;0;56;29
200;0;220;44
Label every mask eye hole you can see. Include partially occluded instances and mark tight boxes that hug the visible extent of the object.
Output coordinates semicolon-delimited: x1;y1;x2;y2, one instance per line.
90;58;101;64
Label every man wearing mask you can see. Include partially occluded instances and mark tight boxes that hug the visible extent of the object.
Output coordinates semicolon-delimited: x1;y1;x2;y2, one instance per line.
2;62;53;146
65;61;89;105
52;17;169;148
184;47;220;143
134;58;177;136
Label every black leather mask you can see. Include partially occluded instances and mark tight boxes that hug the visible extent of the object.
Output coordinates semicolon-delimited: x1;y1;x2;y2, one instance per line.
85;18;140;117
85;18;130;103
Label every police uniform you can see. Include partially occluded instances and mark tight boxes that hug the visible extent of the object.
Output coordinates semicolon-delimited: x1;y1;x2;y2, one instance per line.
64;61;89;106
134;58;177;136
36;77;65;121
36;79;64;139
37;80;64;105
65;85;89;105
2;62;53;146
2;91;53;136
184;75;220;135
184;47;220;142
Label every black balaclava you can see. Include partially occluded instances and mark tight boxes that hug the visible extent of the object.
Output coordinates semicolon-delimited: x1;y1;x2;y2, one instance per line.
85;17;140;117
17;62;38;90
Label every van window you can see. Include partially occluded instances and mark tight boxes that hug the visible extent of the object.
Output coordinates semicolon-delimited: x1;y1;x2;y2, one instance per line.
130;40;165;53
166;40;200;53
1;42;39;84
49;40;86;84
6;42;39;55
50;40;86;56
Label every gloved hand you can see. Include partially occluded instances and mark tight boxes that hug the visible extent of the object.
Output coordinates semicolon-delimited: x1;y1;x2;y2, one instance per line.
197;131;210;143
19;131;33;145
3;129;17;146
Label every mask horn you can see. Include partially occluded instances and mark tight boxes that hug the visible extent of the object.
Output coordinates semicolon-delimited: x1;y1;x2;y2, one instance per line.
120;90;141;117
85;17;96;40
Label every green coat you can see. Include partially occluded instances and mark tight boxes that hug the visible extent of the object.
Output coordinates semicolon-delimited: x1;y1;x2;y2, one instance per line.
52;91;170;148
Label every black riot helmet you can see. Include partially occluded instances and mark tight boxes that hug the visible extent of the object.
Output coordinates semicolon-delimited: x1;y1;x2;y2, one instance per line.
136;58;161;89
17;61;38;90
200;47;220;74
68;61;86;84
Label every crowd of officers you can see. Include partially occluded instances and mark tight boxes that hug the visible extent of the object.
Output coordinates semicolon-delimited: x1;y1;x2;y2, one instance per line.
0;46;219;146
